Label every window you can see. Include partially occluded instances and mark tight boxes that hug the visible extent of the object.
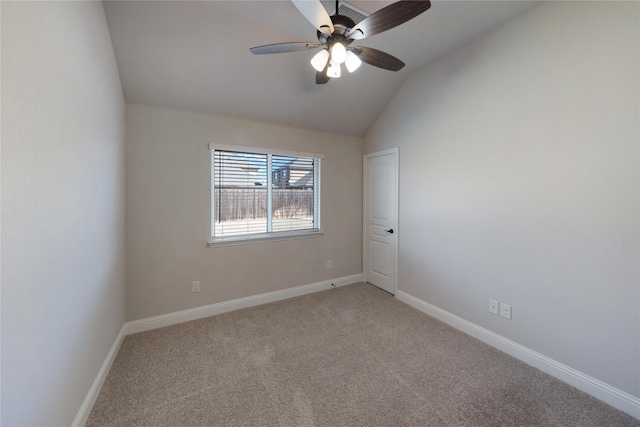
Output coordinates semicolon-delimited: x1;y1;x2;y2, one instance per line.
209;144;322;245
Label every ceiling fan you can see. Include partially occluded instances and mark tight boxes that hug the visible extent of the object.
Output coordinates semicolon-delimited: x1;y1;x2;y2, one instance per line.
249;0;431;84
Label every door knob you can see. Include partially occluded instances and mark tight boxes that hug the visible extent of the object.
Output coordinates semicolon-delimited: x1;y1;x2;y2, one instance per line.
386;229;394;234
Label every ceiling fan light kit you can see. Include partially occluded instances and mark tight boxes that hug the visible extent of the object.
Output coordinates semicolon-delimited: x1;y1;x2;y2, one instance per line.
330;40;347;64
327;60;342;78
345;50;362;73
250;0;431;84
310;49;330;71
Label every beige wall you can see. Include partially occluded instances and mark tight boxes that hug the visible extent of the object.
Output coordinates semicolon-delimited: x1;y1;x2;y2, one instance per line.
1;2;126;425
125;104;363;321
366;1;639;398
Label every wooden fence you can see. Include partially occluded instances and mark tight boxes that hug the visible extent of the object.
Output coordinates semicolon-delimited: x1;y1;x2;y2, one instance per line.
214;187;314;222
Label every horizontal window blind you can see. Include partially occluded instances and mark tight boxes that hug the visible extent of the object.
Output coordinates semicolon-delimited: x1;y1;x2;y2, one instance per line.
213;150;268;238
212;148;320;242
271;155;315;233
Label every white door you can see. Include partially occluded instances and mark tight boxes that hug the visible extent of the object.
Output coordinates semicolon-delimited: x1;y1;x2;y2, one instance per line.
363;149;398;295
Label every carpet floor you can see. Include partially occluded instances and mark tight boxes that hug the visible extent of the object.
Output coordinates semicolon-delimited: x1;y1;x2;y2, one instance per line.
87;283;639;426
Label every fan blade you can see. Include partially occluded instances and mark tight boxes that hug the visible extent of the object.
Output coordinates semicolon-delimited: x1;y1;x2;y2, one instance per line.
351;46;405;71
291;0;334;35
316;62;330;84
316;71;330;84
347;0;431;40
250;42;322;55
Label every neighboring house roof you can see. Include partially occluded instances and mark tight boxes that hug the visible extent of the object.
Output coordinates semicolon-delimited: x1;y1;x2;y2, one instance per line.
214;152;314;188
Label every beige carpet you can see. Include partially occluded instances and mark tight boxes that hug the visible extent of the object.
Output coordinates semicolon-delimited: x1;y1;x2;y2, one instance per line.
87;283;639;426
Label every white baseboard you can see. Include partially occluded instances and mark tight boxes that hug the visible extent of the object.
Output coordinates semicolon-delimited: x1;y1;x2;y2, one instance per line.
72;326;126;427
396;290;640;420
124;274;363;335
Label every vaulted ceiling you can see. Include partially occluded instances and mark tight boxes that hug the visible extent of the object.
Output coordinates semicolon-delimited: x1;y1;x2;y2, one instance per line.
103;1;538;137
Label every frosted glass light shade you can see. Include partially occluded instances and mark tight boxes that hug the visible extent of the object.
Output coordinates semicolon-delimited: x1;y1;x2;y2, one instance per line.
310;49;329;72
327;61;341;78
345;51;362;73
330;42;347;64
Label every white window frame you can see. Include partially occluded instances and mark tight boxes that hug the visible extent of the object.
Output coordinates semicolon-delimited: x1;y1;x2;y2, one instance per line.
208;144;323;247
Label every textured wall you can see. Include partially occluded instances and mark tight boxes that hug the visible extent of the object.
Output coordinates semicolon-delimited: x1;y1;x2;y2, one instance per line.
125;104;363;321
1;2;126;425
365;2;639;397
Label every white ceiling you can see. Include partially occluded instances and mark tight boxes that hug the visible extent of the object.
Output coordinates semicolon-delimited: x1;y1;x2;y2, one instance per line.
103;1;539;136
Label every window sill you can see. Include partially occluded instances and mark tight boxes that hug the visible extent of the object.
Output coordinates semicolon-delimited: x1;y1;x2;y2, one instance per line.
208;229;324;248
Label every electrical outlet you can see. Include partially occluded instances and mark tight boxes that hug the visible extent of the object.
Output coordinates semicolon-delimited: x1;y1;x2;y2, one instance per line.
489;299;499;315
326;260;332;269
500;303;512;319
192;281;200;293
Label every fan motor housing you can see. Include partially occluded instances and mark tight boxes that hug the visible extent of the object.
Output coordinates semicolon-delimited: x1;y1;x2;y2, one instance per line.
317;14;356;44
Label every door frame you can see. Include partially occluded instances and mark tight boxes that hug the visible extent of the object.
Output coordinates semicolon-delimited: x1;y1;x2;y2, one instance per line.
363;147;399;295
